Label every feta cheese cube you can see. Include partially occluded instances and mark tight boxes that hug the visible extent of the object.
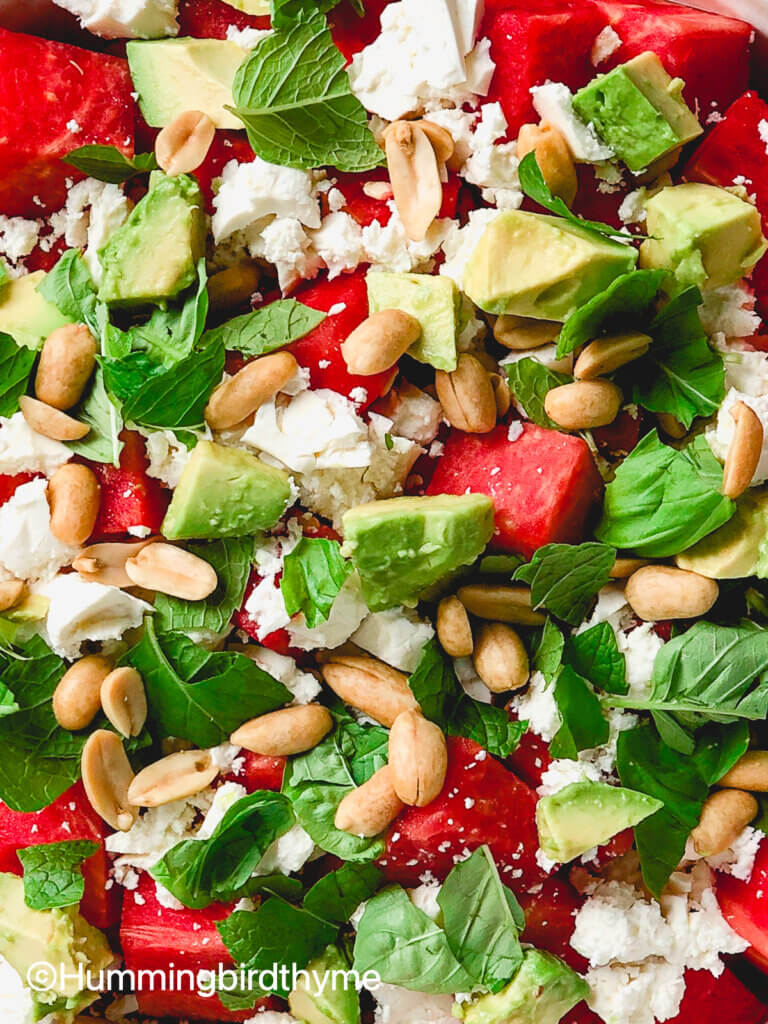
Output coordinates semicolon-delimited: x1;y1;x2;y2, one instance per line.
212;158;321;242
0;479;79;582
352;607;435;672
51;0;179;38
531;82;614;162
0;413;71;476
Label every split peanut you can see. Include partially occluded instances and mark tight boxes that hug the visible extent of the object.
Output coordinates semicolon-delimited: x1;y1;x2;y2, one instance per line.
472;622;529;693
155;110;216;175
517;121;578;207
489;372;511;417
124;542;218;600
320;654;418;727
416;119;455;164
19;395;89;441
35;323;97;410
47;463;101;546
100;667;147;738
231;704;333;756
334;764;404;836
544;380;623;430
128;749;218;807
205;351;299;431
457;584;546;626
573;332;652;380
437;595;473;657
625;565;719;621
691;789;758;856
388;710;447;806
341;309;421;376
53;654;113;731
74;539;156;588
81;730;137;831
207;264;260;311
719;751;768;792
722;400;763;499
493;315;561;350
384;120;443;242
435;353;497;434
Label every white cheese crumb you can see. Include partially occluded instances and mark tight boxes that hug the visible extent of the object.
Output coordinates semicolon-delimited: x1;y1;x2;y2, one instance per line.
0;412;72;476
591;26;622;66
352;606;435;672
531;82;614;162
0;479;79;582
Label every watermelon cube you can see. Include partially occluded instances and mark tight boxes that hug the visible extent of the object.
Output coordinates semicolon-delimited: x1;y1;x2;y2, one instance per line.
0;28;134;217
238;751;286;793
84;430;169;541
329;0;394;63
518;875;588;971
0;781;120;930
0;472;41;506
717;835;768;974
426;422;604;559
177;0;270;38
667;968;767;1024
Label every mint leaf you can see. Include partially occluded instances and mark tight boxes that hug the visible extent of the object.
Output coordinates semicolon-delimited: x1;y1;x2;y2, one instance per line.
64;144;158;183
505;358;572;429
0;332;35;417
202;298;326;356
126;260;209;367
550;665;609;759
280;537;351;628
37;249;106;339
19;840;98;911
272;0;362;28
566;622;627;695
65;367;124;466
303;862;383;925
125;618;291;747
532;619;565;684
230;7;384;172
0;681;18;716
154;537;254;636
513;542;616;626
596;430;734;557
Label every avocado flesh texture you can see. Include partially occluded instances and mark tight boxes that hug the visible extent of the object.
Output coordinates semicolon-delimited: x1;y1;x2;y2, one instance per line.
462;210;637;320
342;494;495;611
162;440;293;540
676;489;768;579
288;944;361;1024
98;172;206;308
366;271;458;372
220;0;270;12
536;781;663;863
459;949;590;1024
0;271;72;350
573;51;702;172
639;182;767;290
128;38;248;130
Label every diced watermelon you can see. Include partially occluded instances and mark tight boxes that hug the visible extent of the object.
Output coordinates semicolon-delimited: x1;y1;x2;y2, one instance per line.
239;751;286;792
380;736;546;894
233;568;300;657
0;28;134;217
426;422;604;559
593;0;752;121
0;781;120;930
716;836;768;974
194;133;255;211
483;1;606;137
591;408;643;459
291;271;395;409
329;0;393;63
505;716;552;790
330;171;461;228
83;430;169;540
571;163;630;232
518;874;588;971
667;968;767;1024
177;0;270;37
0;472;41;506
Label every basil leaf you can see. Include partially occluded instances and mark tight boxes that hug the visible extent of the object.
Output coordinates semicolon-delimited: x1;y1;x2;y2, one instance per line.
19;840;99;911
64;144;158;184
532;619;565;684
125;260;208;367
154;537;254;636
0;681;19;717
229;7;383;172
37;249;106;339
437;846;524;993
353;886;475;994
595;431;734;557
505;358;572;429
0;332;35;417
556;269;667;358
280;537;351;628
272;0;360;28
65;367;124;466
202;298;326;355
513;543;616;626
303;862;383;926
691;721;751;786
125;618;291;747
150;790;296;908
754;794;768;837
565;622;627;695
550;665;609;759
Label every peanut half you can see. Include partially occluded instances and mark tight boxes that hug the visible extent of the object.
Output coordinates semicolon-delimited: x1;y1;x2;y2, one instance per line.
417;119;455;164
544;380;622;430
207;264;261;312
19;395;89;441
124;542;218;600
493;315;561;350
334;764;404;836
722;400;763;499
35;323;98;410
53;654;113;731
205;351;299;431
321;654;419;727
691;789;758;856
48;463;101;546
341;309;421;376
73;539;156;588
435;353;498;434
128;749;218;807
81;730;137;831
609;556;650;579
231;704;333;756
155;109;216;175
457;584;546;626
388;710;447;806
100;666;147;738
719;751;768;792
517;121;578;207
625;565;719;621
384;121;443;242
437;595;473;657
473;622;529;693
573;332;652;381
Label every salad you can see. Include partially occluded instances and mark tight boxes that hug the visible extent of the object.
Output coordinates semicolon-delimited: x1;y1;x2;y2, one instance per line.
0;0;767;1022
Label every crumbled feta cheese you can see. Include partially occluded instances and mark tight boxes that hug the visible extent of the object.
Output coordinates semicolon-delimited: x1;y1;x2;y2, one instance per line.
252;216;323;293
48;177;130;283
197;782;248;840
460;103;523;209
0;956;35;1024
591;25;622;65
707;826;763;882
538;757;603;797
247;646;322;704
531;82;614;161
139;428;191;488
0;216;41;268
0;413;71;476
759;119;768;156
51;0;179;38
408;879;442;920
440;208;499;290
698;282;761;339
618;188;649;225
0;479;79;582
361;203;454;274
714;335;768;396
254;822;316;876
372;983;456;1024
352;607;435;672
244;1013;299;1024
106;789;216;869
225;24;272;49
509;671;559;741
708;387;768;484
419;106;477;167
310;212;366;279
507;420;523;442
154;883;185;910
287;573;369;651
212;158;321;241
384;385;443;445
244;576;291;640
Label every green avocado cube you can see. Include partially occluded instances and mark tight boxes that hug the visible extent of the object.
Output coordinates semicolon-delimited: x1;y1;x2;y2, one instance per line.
98;172;206;308
162;440;293;540
462;210;637;321
366;270;459;371
341;494;495;611
0;271;72;350
289;944;361;1024
676;490;768;580
639;182;767;290
573;51;702;172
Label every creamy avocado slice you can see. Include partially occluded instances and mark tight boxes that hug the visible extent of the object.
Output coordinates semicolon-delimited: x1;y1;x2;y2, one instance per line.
127;37;248;130
639;183;767;290
289;944;360;1024
366;271;458;372
342;494;494;611
162;440;293;540
536;781;663;863
676;489;768;579
462;210;637;321
457;949;590;1024
98;172;206;308
0;271;72;350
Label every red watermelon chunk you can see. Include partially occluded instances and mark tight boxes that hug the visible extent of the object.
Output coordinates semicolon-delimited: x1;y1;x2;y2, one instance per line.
238;751;286;793
0;472;41;506
177;0;270;37
716;835;768;974
426;422;604;559
329;0;394;63
518;874;588;971
505;717;553;790
84;430;168;540
380;736;546;893
0;781;120;930
0;28;134;217
666;968;768;1024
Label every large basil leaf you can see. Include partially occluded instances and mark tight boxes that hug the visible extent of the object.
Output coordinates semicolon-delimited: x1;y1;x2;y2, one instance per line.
0;332;36;417
202;298;326;355
280;537;351;628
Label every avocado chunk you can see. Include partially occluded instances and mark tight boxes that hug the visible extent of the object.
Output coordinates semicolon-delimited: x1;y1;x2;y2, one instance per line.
222;0;270;11
572;51;702;172
0;872;113;1014
289;944;360;1024
342;494;494;611
366;271;458;372
162;440;293;540
462;210;637;321
675;489;768;579
0;271;72;350
639;183;767;290
537;781;662;863
98;172;206;308
127;38;248;129
457;949;590;1024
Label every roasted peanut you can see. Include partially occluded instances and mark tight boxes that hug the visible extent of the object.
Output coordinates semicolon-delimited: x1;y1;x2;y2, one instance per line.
35;323;97;410
341;309;421;376
544;380;622;430
435;353;497;434
691;789;758;856
0;578;26;612
73;539;156;588
573;332;652;380
489;372;511;417
81;730;137;831
100;667;147;738
437;595;473;657
609;557;651;579
334;765;404;836
472;622;529;693
517;121;578;207
53;654;113;731
388;710;447;806
493;315;561;350
457;584;545;625
722;400;763;499
384;121;443;242
321;654;418;727
47;463;100;546
719;751;768;792
124;542;218;600
205;351;299;430
128;749;218;807
19;395;89;441
625;565;719;621
656;412;687;439
155;110;216;175
207;264;260;311
231;704;333;756
417;119;455;164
